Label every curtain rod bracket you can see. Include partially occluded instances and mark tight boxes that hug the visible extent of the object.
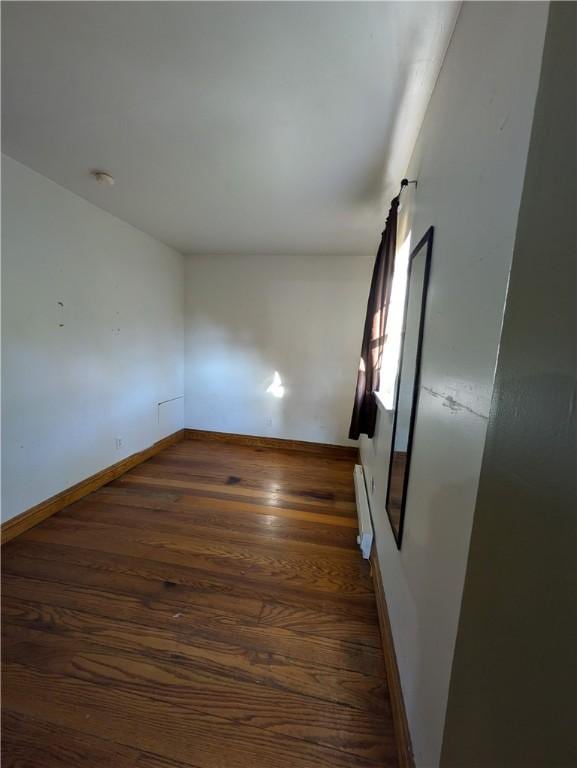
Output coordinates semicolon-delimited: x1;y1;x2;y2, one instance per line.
400;178;418;193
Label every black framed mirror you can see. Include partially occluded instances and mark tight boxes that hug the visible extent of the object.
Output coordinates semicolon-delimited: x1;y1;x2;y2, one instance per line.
385;226;434;548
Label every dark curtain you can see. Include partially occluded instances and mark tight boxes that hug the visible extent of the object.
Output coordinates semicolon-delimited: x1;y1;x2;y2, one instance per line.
349;196;399;439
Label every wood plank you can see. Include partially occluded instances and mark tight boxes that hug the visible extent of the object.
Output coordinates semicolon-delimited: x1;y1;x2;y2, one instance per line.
3;625;392;763
2;537;378;624
124;466;357;513
2;597;387;712
2;574;383;675
135;755;201;768
2;541;264;622
4;664;389;768
91;487;360;550
58;499;361;557
2;437;397;767
148;452;357;499
20;517;373;597
1;709;140;768
2;547;379;646
112;476;359;528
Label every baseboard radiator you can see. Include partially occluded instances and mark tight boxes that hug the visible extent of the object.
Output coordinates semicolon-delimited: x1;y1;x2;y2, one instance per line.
353;464;373;559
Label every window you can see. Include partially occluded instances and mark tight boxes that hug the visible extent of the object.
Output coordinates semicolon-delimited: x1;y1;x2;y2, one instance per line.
377;231;412;410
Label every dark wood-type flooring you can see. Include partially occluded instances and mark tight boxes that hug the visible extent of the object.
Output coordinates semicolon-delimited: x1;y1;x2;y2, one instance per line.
2;438;398;767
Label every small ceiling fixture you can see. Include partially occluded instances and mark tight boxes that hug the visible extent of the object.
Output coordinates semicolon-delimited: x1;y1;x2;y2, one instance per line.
90;170;115;187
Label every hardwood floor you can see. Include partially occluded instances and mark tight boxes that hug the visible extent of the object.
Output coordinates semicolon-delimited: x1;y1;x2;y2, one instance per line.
2;438;398;768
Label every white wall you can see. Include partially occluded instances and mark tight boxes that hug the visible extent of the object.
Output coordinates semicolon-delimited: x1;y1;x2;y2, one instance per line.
184;253;372;445
360;3;549;767
1;155;185;523
441;5;577;763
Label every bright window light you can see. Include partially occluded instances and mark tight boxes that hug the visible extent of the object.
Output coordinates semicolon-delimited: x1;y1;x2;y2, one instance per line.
379;231;412;409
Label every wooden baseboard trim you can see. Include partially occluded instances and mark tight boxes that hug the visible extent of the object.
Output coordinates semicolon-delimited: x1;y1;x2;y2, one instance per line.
371;547;415;768
184;428;358;460
1;429;185;545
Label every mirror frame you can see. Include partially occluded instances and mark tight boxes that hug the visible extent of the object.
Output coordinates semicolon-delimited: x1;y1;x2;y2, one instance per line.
385;226;434;548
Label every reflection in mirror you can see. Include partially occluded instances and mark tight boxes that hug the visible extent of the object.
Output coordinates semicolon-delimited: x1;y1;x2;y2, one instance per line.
385;227;434;547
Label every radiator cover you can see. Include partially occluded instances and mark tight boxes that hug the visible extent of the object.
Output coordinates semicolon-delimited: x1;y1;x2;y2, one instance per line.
353;464;373;559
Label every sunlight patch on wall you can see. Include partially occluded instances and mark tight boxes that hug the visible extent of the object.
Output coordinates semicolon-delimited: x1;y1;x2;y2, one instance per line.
266;371;285;399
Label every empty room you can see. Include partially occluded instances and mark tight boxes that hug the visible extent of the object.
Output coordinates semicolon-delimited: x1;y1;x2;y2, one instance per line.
1;2;575;767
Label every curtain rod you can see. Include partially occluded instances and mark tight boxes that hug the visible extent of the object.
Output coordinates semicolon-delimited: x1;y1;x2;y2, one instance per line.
398;178;418;197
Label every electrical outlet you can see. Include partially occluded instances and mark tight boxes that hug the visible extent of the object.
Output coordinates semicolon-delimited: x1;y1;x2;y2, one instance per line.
265;417;273;428
115;437;123;450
